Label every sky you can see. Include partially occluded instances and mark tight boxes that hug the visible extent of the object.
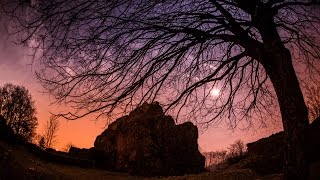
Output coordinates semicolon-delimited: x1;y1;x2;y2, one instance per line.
0;13;282;152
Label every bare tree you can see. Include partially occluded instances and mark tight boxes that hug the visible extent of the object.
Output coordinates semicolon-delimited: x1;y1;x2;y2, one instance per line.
0;83;38;141
203;150;227;167
228;139;246;158
305;84;320;121
223;139;247;165
3;0;320;178
43;116;60;148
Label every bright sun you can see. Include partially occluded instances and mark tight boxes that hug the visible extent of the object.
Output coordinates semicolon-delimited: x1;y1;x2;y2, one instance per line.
210;88;220;97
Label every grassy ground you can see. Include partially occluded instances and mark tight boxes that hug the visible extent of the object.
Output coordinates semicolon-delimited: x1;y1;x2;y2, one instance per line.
0;141;281;180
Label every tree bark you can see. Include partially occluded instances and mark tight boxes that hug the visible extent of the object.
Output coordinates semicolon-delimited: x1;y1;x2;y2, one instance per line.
263;47;309;179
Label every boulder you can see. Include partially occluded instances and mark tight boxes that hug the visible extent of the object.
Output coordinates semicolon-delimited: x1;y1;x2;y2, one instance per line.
94;102;205;176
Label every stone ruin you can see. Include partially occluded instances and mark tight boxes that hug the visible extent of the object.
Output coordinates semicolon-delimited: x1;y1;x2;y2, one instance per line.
93;102;205;176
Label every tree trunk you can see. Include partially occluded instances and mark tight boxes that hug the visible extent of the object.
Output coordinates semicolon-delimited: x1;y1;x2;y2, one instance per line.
263;47;309;179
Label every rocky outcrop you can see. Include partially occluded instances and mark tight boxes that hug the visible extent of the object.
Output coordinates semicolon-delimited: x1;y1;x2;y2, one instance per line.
245;132;284;174
94;102;205;176
244;117;320;175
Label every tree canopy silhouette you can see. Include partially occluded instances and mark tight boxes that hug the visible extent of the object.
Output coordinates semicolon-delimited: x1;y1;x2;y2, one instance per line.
0;83;38;141
2;0;320;179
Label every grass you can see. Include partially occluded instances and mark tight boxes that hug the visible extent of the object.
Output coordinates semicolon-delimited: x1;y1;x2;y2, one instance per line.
0;140;282;180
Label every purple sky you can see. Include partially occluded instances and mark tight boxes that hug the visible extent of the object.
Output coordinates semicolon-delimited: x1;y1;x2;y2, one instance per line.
0;14;282;152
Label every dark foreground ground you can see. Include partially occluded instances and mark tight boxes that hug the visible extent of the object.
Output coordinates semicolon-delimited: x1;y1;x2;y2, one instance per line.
0;140;284;180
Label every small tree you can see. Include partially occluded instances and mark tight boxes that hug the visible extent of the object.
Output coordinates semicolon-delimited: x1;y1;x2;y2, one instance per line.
43;116;60;148
0;83;38;141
